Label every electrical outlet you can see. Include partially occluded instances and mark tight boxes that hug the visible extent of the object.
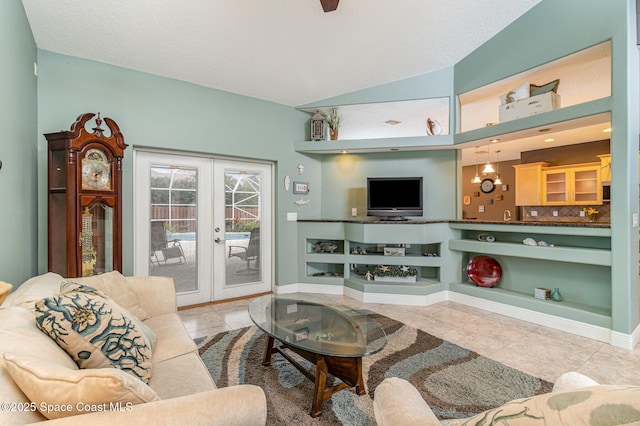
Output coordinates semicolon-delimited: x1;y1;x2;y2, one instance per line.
479;205;485;213
579;210;585;217
351;208;357;216
553;211;558;217
531;210;538;217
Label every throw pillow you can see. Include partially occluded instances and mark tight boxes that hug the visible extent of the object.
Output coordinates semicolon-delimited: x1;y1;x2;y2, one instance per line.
35;290;153;383
3;352;160;420
68;271;149;320
60;282;158;350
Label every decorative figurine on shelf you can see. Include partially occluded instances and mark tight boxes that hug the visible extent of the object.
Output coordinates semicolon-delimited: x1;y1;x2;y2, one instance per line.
426;118;442;135
365;271;372;281
551;288;563;302
313;241;338;253
310;110;326;141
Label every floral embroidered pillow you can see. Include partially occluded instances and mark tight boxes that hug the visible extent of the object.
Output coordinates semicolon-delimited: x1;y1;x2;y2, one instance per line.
35;291;153;383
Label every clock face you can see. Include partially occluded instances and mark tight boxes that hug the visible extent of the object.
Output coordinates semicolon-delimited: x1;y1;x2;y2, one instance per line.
480;178;495;193
82;148;111;190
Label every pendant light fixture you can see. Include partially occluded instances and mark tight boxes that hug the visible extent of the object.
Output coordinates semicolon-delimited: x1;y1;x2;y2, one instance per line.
482;144;495;175
472;147;482;183
494;150;502;185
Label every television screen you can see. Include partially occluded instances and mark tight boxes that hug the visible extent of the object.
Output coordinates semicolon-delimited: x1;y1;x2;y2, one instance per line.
367;177;423;220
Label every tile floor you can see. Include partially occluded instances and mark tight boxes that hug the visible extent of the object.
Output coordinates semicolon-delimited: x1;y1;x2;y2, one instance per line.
178;294;640;386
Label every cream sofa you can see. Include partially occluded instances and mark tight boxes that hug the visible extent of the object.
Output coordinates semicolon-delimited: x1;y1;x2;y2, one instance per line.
374;373;640;425
0;272;266;425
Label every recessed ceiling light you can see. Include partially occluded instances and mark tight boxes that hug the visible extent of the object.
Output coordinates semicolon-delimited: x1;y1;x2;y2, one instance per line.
544;138;555;142
390;148;400;151
385;120;402;126
490;139;500;143
603;127;612;133
340;150;349;154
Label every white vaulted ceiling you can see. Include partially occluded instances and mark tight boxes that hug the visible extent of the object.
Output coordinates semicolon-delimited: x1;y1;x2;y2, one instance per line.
21;0;541;107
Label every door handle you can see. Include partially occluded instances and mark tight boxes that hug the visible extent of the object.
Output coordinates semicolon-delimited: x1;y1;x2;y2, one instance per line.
215;237;226;243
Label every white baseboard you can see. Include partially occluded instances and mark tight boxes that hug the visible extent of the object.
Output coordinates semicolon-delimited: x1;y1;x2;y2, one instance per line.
274;284;637;349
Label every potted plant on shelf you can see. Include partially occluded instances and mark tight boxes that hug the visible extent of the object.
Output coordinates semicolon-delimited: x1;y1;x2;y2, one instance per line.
327;107;341;140
583;207;599;222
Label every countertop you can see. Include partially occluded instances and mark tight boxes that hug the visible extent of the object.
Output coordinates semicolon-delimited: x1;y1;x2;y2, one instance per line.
297;218;610;228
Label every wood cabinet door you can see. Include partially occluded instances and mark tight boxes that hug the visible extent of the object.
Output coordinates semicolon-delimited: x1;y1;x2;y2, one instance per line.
513;163;547;206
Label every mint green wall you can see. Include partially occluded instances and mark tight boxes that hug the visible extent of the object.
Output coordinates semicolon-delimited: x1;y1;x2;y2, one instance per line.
319;151;457;220
455;0;639;334
0;0;38;285
35;50;311;285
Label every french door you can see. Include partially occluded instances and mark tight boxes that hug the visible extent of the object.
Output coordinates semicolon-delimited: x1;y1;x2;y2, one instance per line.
134;151;273;307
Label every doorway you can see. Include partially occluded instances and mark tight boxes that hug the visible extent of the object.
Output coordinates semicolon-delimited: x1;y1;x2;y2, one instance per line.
134;151;273;307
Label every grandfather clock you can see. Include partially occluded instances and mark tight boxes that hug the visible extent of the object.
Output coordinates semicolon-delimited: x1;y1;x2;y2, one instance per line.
46;113;128;277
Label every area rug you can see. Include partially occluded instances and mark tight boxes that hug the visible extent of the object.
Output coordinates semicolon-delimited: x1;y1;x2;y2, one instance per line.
197;312;552;425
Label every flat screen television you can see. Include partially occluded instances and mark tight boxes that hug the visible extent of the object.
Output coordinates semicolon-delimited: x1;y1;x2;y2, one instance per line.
367;177;423;220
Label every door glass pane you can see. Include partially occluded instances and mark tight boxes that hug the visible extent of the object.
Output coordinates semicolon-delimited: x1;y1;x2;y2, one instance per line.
225;170;262;285
149;166;197;293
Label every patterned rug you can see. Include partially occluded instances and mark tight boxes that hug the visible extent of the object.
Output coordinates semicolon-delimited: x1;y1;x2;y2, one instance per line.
197;312;552;425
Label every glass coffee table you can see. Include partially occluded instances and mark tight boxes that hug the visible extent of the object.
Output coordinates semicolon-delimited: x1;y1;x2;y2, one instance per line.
248;293;387;417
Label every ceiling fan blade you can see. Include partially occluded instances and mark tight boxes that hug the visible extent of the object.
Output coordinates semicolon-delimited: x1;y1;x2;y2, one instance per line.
320;0;339;12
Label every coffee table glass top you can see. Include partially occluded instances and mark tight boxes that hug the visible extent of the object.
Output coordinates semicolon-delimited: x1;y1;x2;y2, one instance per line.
248;293;387;357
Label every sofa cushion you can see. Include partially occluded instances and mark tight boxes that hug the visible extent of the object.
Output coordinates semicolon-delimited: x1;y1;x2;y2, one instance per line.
441;385;640;426
3;352;160;420
149;352;216;399
144;313;197;363
8;272;64;310
69;271;149;320
35;290;153;383
0;306;72;425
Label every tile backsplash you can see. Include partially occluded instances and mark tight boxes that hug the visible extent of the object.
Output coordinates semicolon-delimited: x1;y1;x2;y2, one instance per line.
521;204;610;223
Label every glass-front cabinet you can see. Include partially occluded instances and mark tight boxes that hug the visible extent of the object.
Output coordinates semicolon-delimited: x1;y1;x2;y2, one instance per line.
542;164;601;206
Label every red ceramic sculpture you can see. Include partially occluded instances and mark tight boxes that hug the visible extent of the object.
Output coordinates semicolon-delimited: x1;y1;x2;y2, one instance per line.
466;255;502;287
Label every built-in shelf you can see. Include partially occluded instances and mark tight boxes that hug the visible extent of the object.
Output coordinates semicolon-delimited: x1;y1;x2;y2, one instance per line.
345;276;444;296
298;221;448;294
449;239;611;266
294;135;453;154
450;282;611;328
454;101;611;147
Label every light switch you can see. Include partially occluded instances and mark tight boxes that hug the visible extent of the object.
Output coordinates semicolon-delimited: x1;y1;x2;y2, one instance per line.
287;212;297;221
478;205;485;213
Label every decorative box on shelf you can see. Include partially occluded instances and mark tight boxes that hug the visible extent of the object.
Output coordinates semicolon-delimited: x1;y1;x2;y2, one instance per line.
383;247;405;256
499;92;561;123
534;287;552;300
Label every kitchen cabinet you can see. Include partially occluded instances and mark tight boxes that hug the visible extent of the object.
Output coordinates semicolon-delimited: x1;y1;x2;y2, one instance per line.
598;153;640;182
542;163;601;206
513;162;548;206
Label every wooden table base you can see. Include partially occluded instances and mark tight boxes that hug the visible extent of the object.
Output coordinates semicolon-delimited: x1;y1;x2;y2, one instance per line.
262;335;366;417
